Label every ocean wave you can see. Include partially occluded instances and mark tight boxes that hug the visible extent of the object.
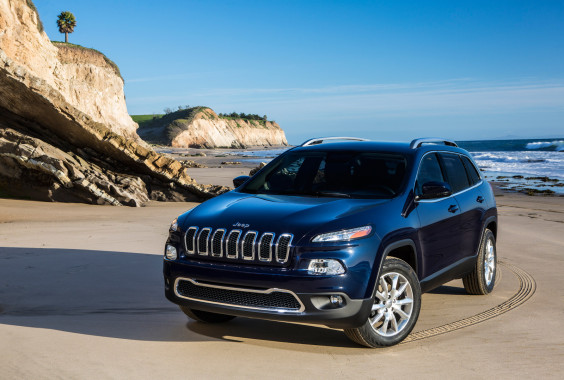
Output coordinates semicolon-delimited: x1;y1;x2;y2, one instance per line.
526;140;564;152
471;151;564;179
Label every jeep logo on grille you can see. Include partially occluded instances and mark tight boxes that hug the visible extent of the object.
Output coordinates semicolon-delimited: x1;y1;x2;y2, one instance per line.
232;222;250;228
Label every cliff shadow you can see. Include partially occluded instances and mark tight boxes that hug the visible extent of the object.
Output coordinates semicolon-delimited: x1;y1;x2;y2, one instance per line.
0;247;355;348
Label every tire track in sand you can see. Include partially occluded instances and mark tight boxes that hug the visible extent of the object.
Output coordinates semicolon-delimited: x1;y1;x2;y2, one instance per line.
402;261;536;343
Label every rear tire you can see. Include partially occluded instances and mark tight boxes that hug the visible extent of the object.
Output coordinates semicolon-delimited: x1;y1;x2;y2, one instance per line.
463;229;497;295
344;257;421;347
179;306;236;323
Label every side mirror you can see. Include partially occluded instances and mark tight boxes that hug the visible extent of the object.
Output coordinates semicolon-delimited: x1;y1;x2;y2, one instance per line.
417;181;452;200
233;175;251;188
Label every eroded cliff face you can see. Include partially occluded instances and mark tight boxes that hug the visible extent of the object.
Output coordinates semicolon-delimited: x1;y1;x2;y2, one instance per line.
0;0;137;138
0;0;228;205
139;107;288;149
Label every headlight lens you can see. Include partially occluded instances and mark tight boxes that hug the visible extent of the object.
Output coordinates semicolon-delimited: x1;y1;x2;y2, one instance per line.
165;244;177;260
312;226;372;243
170;218;179;232
307;259;345;275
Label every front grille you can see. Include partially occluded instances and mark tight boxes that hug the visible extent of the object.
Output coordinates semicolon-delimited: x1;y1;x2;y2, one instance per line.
183;227;293;265
176;279;303;312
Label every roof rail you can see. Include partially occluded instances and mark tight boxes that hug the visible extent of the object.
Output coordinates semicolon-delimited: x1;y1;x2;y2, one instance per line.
410;138;458;149
300;136;370;147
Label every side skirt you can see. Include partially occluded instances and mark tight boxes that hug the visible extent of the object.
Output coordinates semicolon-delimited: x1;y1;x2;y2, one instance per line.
420;256;475;293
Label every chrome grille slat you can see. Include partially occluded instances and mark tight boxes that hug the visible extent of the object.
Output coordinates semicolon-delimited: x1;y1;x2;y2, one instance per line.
258;233;274;262
276;234;293;264
226;230;242;259
241;231;258;260
184;227;291;265
211;229;225;257
197;228;211;255
185;227;198;255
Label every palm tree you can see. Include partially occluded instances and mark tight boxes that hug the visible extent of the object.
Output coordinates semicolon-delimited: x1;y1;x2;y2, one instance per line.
57;11;76;43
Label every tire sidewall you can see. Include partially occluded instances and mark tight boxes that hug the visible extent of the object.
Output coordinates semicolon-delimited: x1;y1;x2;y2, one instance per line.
479;230;497;294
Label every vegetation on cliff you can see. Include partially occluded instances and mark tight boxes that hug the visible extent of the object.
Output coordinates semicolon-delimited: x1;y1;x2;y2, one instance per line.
26;0;44;32
56;11;76;43
132;107;287;148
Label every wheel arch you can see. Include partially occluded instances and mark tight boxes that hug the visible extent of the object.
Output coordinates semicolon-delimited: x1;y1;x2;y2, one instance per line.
484;217;497;239
368;239;418;298
384;240;418;274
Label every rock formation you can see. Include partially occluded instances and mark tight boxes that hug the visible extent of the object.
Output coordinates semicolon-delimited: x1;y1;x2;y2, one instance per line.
138;107;288;149
0;0;228;206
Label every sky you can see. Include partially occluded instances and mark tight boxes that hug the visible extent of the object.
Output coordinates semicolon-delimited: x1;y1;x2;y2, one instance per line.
35;0;564;144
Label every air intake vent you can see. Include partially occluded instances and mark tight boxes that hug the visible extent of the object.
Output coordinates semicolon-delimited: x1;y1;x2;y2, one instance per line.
175;278;304;312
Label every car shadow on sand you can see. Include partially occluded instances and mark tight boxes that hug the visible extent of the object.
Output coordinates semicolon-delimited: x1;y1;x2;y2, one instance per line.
0;247;358;348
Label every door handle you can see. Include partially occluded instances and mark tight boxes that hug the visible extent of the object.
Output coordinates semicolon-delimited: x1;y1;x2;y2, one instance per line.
448;205;459;213
476;196;484;203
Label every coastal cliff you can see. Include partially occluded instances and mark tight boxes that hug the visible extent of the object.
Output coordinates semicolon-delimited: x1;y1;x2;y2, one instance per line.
0;0;228;206
137;107;288;148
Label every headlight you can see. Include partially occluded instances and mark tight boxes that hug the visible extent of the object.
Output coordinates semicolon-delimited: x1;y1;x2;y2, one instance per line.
312;226;372;243
170;218;179;232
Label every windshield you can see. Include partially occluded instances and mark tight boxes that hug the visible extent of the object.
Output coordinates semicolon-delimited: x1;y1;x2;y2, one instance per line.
241;150;408;198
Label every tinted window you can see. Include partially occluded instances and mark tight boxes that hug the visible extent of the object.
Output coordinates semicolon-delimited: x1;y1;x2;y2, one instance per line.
416;153;444;195
461;156;481;185
242;151;407;198
439;153;470;193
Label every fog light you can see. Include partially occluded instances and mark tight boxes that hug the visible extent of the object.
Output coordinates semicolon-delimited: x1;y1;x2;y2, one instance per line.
330;295;343;306
307;259;345;275
165;244;177;260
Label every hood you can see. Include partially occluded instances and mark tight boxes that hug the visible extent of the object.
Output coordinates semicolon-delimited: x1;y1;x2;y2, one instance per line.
179;191;391;243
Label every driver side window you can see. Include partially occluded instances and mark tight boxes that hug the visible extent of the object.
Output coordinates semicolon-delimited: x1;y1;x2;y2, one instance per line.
416;153;444;195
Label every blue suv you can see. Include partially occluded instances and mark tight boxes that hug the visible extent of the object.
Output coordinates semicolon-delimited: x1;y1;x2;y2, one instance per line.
163;137;498;347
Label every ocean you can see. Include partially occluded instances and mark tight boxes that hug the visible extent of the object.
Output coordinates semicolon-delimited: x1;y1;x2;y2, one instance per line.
458;139;564;180
230;138;564;194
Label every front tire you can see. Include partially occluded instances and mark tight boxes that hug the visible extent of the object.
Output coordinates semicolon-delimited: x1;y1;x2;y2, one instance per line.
344;257;421;347
179;306;236;323
463;229;497;295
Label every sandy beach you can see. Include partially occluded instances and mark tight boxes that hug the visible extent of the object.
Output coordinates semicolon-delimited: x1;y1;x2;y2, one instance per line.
1;168;563;379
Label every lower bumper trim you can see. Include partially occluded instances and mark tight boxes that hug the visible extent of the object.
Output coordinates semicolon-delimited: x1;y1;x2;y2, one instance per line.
174;277;305;313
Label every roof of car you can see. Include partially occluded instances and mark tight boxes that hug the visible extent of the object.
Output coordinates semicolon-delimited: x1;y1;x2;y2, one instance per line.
291;140;469;156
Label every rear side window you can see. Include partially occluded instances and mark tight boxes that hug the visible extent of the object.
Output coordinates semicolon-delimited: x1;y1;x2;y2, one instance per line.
461;156;481;186
416;153;444;195
439;153;470;193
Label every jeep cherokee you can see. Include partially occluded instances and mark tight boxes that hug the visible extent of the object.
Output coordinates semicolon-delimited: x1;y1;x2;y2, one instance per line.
163;137;498;347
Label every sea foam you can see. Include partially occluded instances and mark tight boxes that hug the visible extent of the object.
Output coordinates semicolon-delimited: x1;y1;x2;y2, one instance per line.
526;140;564;152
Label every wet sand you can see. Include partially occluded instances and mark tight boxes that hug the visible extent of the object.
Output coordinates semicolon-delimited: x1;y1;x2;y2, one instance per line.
0;171;563;378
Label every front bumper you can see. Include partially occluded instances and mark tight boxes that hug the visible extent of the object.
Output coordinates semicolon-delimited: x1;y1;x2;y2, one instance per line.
163;259;374;329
